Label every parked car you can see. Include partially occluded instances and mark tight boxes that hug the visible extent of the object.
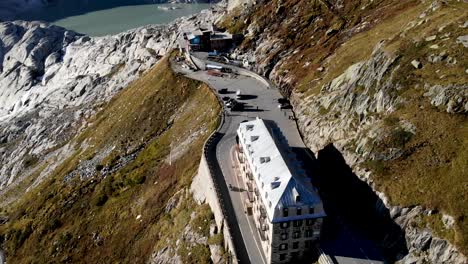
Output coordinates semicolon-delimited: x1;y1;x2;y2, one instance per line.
219;88;228;94
226;99;237;108
236;90;243;99
231;102;244;111
222;96;230;101
277;98;289;104
278;103;292;109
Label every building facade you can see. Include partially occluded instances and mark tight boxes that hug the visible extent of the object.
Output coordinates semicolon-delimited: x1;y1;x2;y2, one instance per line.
236;118;326;263
183;27;235;52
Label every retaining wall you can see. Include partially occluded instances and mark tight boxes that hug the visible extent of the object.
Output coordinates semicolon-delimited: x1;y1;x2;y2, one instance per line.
191;134;239;264
190;81;239;263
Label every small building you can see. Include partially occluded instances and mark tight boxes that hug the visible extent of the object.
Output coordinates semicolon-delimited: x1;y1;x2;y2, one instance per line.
183;26;238;52
186;30;204;51
236;118;326;264
210;33;233;51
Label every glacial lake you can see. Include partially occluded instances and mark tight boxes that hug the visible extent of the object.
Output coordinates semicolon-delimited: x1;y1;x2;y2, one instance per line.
15;1;211;36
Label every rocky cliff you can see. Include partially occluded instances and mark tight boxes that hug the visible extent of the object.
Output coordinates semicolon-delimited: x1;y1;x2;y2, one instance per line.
221;0;467;263
0;6;229;263
0;19;173;194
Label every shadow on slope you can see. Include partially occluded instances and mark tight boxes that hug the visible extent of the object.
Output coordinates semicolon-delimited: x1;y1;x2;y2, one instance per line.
288;144;408;263
307;143;408;263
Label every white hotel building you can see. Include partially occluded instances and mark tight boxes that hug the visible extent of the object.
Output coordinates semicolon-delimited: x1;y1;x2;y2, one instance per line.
236;118;326;264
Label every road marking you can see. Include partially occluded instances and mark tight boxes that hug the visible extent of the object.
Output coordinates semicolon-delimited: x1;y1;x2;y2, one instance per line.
216;140;258;264
229;145;267;264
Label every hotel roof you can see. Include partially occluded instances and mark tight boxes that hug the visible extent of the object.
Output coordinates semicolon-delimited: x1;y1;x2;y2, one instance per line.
237;118;323;221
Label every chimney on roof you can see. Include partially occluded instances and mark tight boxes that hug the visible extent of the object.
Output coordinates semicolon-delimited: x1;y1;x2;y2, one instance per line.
293;187;300;203
271;181;281;189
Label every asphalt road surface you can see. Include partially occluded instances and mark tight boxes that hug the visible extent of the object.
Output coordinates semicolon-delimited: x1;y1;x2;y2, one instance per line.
179;56;384;264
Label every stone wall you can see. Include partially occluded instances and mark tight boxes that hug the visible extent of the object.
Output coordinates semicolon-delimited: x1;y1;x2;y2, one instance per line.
191;143;239;264
191;155;224;229
190;88;239;263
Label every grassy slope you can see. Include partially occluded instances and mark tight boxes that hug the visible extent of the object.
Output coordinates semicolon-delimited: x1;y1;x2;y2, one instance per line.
220;0;468;254
0;55;221;263
374;7;468;249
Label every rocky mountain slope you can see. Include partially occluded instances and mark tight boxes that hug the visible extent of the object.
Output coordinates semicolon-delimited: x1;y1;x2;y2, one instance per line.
0;53;223;263
0;0;466;263
0;6;222;194
0;19;172;195
0;7;229;263
220;0;467;263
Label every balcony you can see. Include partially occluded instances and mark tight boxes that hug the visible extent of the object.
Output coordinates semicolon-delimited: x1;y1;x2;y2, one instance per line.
257;227;267;241
246;182;253;192
259;205;267;219
237;144;244;154
246;190;254;203
254;188;260;197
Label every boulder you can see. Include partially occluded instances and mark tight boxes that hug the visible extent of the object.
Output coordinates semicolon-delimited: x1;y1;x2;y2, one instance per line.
411;60;422;69
456;35;468;48
425;35;437;41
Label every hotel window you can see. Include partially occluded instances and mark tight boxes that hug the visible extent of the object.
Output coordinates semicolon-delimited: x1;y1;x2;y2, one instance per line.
309;206;315;214
297;207;302;215
279;243;288;251
305;240;313;249
305;229;313;237
293;231;300;239
283;208;288;217
291;251;299;260
279;253;287;261
292;242;299;249
293;220;303;227
280;222;290;229
280;233;288;240
306;219;315;226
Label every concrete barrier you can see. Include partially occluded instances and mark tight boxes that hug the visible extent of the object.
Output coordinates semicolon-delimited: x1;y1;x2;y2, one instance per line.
190;82;239;263
191;55;207;71
192;133;240;263
184;51;199;70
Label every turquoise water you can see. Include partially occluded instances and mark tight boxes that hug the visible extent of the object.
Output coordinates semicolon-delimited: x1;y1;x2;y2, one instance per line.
16;2;211;36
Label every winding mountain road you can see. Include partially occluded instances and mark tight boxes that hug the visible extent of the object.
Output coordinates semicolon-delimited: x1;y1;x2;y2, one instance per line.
176;52;383;264
181;54;304;264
